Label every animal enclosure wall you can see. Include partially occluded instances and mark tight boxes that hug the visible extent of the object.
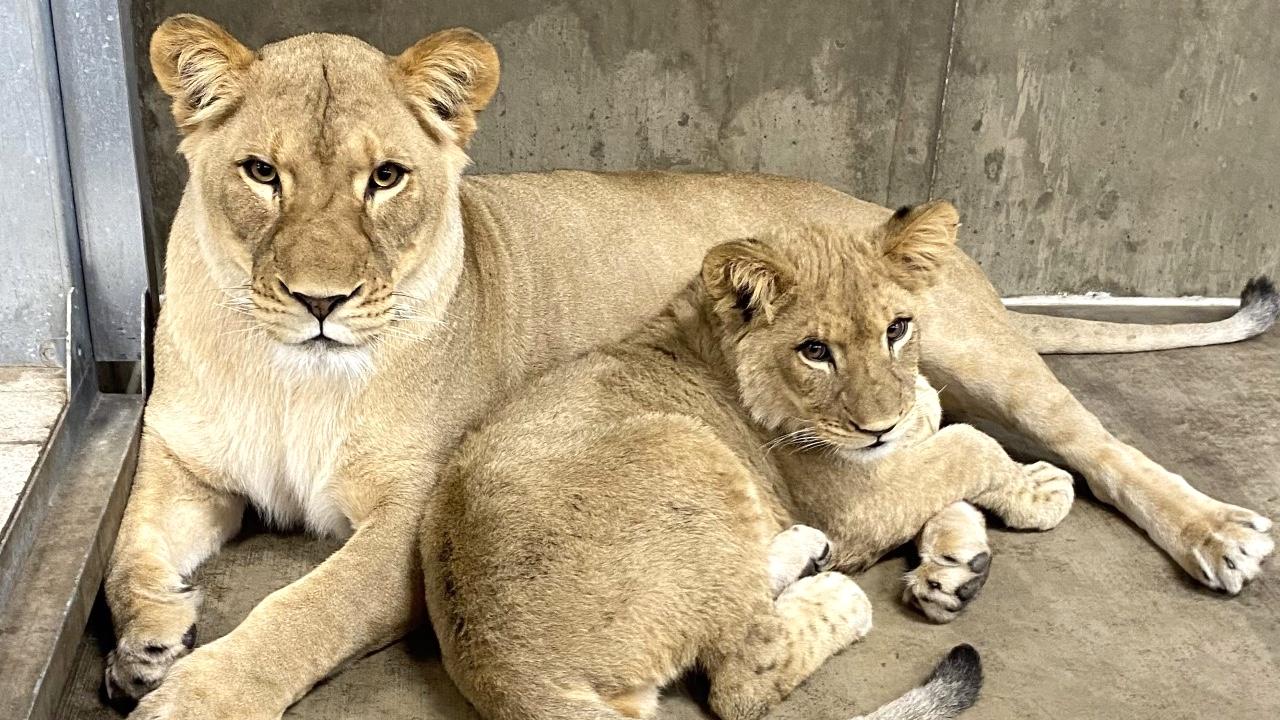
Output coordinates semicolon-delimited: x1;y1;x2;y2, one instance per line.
132;0;1280;296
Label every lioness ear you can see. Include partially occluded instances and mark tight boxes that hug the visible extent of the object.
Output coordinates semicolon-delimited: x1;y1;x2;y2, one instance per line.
702;239;795;324
881;200;960;289
150;14;255;133
395;28;500;147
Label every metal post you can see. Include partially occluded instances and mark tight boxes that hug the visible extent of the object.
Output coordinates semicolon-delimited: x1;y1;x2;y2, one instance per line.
49;0;154;363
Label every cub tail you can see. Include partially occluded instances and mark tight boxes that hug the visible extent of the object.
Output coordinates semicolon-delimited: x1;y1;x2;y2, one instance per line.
1006;276;1278;354
852;644;983;720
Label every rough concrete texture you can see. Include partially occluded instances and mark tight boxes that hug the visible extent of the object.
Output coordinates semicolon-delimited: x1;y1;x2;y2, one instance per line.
0;366;64;525
130;1;1278;296
58;313;1280;719
934;0;1280;297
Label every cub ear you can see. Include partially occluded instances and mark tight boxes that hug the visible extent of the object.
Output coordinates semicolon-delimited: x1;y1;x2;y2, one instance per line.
395;28;500;147
150;14;255;133
701;239;795;325
881;200;960;289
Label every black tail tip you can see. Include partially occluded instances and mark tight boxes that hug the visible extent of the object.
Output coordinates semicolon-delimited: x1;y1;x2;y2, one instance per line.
928;644;983;710
1239;276;1280;330
1242;275;1276;304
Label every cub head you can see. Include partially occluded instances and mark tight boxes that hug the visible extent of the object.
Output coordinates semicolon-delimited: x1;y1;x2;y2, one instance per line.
701;202;959;459
151;15;499;358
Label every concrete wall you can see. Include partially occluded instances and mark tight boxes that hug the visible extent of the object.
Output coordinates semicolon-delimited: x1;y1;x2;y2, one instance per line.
131;0;1280;296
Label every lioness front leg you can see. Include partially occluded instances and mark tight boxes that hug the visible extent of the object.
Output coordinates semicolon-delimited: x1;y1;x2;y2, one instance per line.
105;434;244;704
129;504;422;720
922;267;1275;593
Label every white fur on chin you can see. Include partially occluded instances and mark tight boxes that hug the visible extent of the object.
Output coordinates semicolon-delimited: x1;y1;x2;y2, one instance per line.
271;341;375;382
839;439;903;464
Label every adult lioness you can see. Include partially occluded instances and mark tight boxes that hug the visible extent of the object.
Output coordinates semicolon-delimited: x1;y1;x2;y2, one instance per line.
423;213;1073;720
107;15;1277;719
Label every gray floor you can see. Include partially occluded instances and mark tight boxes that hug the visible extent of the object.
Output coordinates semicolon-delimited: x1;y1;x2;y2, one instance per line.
0;367;64;527
58;312;1279;719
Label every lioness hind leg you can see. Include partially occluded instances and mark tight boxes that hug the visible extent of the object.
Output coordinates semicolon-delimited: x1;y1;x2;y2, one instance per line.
922;283;1274;592
904;501;991;623
104;436;244;704
766;524;833;596
705;572;872;720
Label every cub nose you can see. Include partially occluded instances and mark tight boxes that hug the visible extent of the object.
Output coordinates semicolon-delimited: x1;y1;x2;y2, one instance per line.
289;290;352;321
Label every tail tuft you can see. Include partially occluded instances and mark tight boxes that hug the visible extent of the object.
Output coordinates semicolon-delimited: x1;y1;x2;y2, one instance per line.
1239;275;1280;334
924;644;983;714
854;644;983;720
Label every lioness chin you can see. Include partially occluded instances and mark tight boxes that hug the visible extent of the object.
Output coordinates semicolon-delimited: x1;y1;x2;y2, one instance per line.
106;15;1276;719
424;210;1074;720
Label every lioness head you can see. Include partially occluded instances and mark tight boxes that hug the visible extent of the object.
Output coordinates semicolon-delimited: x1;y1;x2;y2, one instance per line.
702;202;959;459
151;15;498;356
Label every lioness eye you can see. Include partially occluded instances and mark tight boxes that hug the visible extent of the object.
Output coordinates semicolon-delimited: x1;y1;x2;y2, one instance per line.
369;162;407;192
797;339;832;364
886;318;911;343
242;159;278;185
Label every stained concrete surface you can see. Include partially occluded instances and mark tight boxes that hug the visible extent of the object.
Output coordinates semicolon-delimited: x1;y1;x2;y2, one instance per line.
129;0;1279;295
933;0;1280;297
0;366;65;526
58;312;1280;719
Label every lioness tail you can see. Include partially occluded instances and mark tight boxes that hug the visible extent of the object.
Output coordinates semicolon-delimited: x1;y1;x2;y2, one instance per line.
1007;275;1278;354
851;644;983;720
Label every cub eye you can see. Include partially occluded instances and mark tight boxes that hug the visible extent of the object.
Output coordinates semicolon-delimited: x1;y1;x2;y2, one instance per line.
368;162;407;193
886;317;911;343
797;339;832;364
242;159;278;185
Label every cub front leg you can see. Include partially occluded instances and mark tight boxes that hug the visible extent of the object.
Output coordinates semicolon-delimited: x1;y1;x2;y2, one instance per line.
971;461;1075;530
129;503;422;720
105;433;244;705
904;501;992;623
921;265;1274;593
815;424;1070;572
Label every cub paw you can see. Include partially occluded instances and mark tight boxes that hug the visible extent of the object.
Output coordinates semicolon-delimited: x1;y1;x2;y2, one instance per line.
778;571;873;644
104;625;196;705
766;524;833;596
990;461;1075;530
904;501;991;623
904;550;991;623
1177;502;1274;594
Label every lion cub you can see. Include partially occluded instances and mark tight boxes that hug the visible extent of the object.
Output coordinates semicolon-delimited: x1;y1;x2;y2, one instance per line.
422;202;1073;720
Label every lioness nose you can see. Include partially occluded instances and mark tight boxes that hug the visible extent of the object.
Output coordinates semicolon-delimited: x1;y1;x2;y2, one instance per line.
290;290;352;321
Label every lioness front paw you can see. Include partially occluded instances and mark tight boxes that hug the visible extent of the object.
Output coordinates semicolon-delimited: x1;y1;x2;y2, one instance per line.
105;625;196;706
766;524;833;595
128;647;282;720
984;461;1075;530
1176;502;1274;594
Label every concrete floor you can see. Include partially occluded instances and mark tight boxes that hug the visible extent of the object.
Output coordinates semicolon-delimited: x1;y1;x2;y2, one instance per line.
58;313;1279;719
0;366;64;526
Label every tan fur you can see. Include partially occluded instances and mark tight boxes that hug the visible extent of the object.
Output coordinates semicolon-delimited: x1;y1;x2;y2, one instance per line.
904;502;993;623
423;220;1067;720
108;17;1275;719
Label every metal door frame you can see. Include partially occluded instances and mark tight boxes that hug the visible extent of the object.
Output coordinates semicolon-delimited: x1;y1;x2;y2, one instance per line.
0;1;150;718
